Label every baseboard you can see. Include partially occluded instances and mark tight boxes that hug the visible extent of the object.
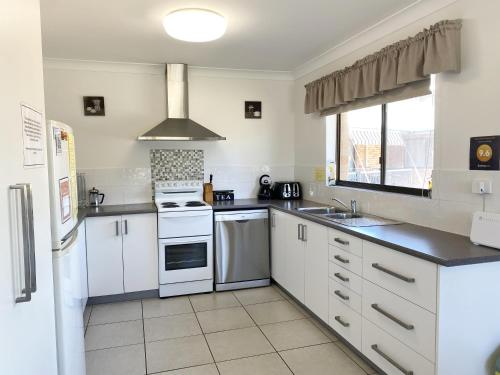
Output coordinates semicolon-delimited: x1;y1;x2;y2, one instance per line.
87;289;159;305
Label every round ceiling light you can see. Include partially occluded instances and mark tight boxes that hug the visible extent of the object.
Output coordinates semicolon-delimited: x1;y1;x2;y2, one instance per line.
163;8;227;42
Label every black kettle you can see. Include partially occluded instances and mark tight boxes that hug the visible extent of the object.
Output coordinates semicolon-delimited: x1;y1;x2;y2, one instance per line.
257;174;272;200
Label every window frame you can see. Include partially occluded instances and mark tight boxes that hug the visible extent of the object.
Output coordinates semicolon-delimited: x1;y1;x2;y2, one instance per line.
335;103;431;197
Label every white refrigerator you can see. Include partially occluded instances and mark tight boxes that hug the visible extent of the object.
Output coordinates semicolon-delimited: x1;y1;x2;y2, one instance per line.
47;120;87;375
0;0;59;374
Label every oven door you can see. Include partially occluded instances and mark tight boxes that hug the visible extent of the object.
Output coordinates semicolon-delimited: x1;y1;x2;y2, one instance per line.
158;235;213;284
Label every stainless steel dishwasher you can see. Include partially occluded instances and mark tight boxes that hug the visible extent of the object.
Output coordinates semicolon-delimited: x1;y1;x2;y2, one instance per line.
214;209;270;291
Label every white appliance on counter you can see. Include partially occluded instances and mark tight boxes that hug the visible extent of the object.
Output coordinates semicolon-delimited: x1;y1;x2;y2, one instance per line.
47;120;87;375
155;180;214;297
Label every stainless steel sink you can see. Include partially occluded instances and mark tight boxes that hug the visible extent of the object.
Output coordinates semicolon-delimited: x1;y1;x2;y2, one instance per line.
324;212;362;220
296;207;345;215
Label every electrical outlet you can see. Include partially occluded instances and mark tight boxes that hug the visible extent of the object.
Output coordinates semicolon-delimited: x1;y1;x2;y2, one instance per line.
472;179;492;194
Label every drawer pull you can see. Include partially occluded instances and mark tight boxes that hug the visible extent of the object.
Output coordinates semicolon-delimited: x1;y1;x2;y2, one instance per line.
371;303;414;330
334;255;350;264
334;290;349;301
371;344;414;375
372;263;415;283
334;237;349;246
334;272;349;282
334;315;350;327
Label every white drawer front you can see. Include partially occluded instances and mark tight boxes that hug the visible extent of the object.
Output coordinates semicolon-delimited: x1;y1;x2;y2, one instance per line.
328;228;363;257
329;297;362;351
362;318;435;375
329;262;362;295
363;242;437;312
329;278;361;314
329;245;362;276
363;280;436;362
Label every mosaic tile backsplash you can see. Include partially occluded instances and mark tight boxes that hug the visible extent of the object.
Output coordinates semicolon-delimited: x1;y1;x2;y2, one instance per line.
150;149;204;184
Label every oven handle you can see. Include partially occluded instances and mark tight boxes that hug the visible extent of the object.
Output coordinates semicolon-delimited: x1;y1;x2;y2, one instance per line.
159;235;213;245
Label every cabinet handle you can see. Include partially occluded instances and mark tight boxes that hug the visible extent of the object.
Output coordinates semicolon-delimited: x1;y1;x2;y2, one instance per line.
371;344;413;375
371;303;414;330
124;219;128;235
334;290;349;301
334;237;349;246
334;255;350;264
334;315;350;327
115;220;120;236
334;272;349;282
271;213;276;228
302;225;307;242
372;263;415;283
297;224;302;240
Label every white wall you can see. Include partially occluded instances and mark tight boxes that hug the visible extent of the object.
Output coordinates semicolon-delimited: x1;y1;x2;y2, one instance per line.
293;0;500;235
43;61;295;204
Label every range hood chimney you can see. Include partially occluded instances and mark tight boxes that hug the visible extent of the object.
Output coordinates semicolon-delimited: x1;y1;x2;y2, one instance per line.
138;64;226;141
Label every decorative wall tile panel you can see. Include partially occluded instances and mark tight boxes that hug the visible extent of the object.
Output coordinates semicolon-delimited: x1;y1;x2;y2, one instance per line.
150;149;204;185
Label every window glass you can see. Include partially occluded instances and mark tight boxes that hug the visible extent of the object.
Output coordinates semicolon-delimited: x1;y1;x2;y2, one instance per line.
339;105;382;184
385;95;434;189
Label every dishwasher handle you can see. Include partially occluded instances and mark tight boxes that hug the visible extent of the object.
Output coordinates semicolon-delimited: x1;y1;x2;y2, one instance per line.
215;210;268;222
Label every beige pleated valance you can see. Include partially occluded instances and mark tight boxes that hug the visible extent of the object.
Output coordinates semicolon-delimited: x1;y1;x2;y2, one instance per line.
304;19;462;115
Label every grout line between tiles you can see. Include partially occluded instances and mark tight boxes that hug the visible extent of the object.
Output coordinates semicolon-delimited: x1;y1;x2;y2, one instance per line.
85;341;146;353
235;293;295;375
188;293;221;375
86;318;144;327
141;299;147;375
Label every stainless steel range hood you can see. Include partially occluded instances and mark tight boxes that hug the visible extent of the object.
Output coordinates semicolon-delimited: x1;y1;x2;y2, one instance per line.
138;64;226;141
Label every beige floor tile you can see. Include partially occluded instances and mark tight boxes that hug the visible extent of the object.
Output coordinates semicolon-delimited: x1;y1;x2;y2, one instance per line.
189;292;241;312
142;296;193;318
310;317;338;341
84;304;92;326
280;343;366;375
335;340;378;374
205;326;275;362
286;298;312;317
196;307;255;333
217;353;292;375
245;300;304;325
85;320;143;351
156;364;219;375
89;301;142;325
233;286;284;305
85;344;145;375
144;314;201;342
271;285;292;300
260;318;331;351
146;335;213;373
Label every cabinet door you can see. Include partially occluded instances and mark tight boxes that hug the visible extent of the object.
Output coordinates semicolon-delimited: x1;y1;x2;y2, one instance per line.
285;215;305;303
270;209;287;285
86;216;124;297
122;213;158;293
304;221;329;322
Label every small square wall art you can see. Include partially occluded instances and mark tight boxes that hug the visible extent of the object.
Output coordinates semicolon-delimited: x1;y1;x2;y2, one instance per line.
245;101;262;119
83;96;105;116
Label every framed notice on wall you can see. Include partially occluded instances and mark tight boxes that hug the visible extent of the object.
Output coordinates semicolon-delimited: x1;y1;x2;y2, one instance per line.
21;104;45;167
470;136;500;170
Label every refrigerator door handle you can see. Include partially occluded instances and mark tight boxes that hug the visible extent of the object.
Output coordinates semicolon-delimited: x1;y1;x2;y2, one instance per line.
24;183;36;293
10;184;32;303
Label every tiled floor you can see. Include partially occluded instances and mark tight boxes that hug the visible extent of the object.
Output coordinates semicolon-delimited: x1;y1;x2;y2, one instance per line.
83;285;378;375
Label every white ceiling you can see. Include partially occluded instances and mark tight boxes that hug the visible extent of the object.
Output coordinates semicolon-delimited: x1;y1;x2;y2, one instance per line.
40;0;418;71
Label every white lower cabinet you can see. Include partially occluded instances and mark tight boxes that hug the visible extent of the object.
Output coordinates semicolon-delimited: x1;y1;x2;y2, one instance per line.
329;295;362;350
86;215;124;297
270;210;500;375
362;318;435;375
86;213;158;297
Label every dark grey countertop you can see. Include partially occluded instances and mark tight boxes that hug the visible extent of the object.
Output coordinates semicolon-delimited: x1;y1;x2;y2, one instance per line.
211;199;500;267
65;203;158;242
